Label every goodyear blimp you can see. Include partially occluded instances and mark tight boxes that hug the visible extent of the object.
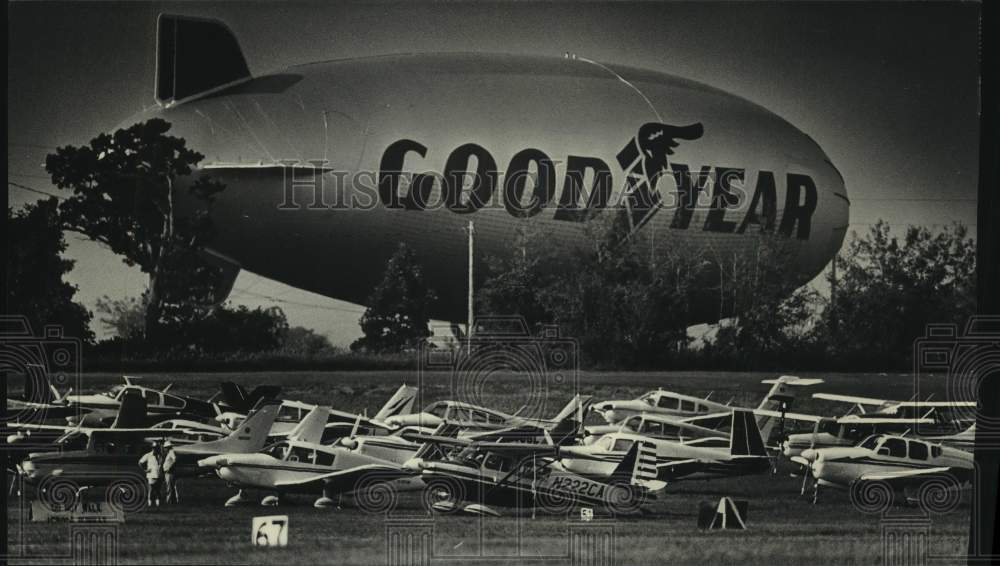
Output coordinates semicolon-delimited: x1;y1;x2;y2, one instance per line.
136;14;849;324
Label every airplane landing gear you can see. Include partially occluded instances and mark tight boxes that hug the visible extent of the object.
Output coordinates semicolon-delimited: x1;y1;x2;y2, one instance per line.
224;489;255;507
811;482;819;504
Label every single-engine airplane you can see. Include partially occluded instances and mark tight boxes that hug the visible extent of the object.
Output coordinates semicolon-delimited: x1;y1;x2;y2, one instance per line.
797;434;974;505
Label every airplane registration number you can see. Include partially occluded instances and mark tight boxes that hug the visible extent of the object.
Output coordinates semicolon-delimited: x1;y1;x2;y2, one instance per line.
550;476;606;499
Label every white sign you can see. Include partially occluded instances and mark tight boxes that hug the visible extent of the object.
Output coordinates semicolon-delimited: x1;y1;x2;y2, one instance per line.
580;508;594;522
252;515;289;547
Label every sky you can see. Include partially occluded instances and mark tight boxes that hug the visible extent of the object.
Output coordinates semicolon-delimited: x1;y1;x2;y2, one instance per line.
7;1;981;346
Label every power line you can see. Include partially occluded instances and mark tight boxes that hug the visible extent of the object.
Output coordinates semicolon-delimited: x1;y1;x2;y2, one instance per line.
851;197;976;203
8;181;63;199
230;287;364;314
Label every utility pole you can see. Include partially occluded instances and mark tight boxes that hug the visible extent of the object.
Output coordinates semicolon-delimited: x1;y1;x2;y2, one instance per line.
467;220;475;356
829;254;838;334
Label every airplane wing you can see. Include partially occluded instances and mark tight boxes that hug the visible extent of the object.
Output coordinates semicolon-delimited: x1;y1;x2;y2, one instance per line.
894;401;978;408
753;409;824;423
812;393;888;406
859;466;973;487
7;423;77;432
274;464;410;491
655;458;712;480
678;411;732;430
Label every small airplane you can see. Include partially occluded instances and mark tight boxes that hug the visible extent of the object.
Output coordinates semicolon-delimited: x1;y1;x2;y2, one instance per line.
165;399;284;476
198;409;426;507
16;391;228;486
384;395;593;444
214;384;418;443
411;438;659;517
591;376;821;421
797;433;974;505
582;411;729;445
811;393;978;420
560;409;770;484
60;376;233;425
774;413;975;460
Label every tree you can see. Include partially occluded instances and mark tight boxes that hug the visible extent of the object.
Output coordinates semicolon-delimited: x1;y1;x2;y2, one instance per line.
477;215;700;367
6;198;94;342
351;243;436;353
95;295;146;340
45;118;226;341
814;221;976;369
702;236;821;367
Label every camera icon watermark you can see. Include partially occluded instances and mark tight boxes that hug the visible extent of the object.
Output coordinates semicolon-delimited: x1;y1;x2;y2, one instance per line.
1;315;82;428
913;315;1000;444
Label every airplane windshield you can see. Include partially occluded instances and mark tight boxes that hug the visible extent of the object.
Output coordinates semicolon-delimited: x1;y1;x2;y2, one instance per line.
103;385;125;398
858;435;880;450
264;442;290;459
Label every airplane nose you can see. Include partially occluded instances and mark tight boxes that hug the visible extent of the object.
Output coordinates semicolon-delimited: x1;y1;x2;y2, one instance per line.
800;448;816;462
811;454;824;479
403;458;425;472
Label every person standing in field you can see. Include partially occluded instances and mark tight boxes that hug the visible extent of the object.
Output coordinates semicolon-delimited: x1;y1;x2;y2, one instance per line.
162;440;179;503
139;442;164;507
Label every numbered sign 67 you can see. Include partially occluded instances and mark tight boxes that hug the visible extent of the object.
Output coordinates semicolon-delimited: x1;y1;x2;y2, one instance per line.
253;515;289;547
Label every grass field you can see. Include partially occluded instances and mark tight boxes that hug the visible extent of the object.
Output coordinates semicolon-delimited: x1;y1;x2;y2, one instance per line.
5;371;973;565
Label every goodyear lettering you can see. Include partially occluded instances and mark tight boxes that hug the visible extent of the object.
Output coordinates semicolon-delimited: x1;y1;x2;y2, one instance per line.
377;122;819;240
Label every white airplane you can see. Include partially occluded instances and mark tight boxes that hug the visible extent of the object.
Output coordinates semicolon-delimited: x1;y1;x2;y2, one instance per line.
198;415;428;508
582;411;729;445
384;395;591;445
61;376;228;425
772;413;975;460
797;434;974;505
168;399;283;476
811;392;977;420
121;14;849;329
590;376;823;445
559;409;770;486
215;384;418;442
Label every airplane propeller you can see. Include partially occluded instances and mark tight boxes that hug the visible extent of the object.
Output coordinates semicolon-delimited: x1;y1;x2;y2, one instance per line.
798;419;822;496
340;413;364;449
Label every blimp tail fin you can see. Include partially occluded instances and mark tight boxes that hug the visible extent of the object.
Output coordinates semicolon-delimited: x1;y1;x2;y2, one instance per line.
155;14;251;105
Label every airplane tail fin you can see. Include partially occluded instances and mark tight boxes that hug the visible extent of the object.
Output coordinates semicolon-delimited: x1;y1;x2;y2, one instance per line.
730;409;768;457
610;440;658;486
288;406;330;444
373;385;418;422
548;395;593;445
756;376;823;443
155;14;251;105
218;382;248;411
111;390;148;429
198;399;280;453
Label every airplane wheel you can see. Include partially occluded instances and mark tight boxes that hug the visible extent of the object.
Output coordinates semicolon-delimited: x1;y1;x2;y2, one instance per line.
421;477;464;514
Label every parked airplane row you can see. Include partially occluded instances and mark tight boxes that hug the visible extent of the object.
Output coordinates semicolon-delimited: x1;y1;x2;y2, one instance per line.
4;374;976;516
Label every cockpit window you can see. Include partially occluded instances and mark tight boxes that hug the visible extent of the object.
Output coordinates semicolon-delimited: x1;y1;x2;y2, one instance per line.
656;396;677;409
428;403;449;418
881;437;907;458
624;417;642;431
908;441;928;460
858;435;880;450
482;453;510;472
597;436;614;451
105;385;125;399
